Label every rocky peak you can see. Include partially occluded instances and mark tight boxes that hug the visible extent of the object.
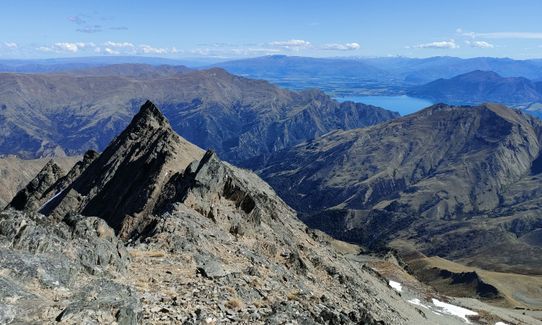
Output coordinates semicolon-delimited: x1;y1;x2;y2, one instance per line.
6;160;64;211
40;101;204;238
31;101;295;242
130;99;169;130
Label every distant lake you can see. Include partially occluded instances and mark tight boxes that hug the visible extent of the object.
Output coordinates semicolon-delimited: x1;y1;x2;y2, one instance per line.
336;95;434;116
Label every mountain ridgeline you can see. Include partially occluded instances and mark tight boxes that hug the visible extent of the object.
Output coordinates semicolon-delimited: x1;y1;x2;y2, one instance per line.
252;103;542;275
213;55;542;84
408;70;542;105
1;101;441;324
0;65;397;162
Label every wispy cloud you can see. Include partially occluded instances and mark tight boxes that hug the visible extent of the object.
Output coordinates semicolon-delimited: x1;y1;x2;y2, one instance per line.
38;42;96;53
76;25;103;33
321;42;360;51
104;41;135;49
67;15;87;25
188;46;281;58
31;38;359;58
103;48;120;55
3;42;18;49
68;13;128;33
465;40;494;48
139;44;168;54
269;39;311;50
413;39;459;49
465;31;542;40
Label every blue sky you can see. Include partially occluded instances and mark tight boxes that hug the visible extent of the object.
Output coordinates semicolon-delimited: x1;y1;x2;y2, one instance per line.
1;0;542;59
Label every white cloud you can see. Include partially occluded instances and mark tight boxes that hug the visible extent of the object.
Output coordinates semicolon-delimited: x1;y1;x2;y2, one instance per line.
414;39;459;49
465;40;494;48
104;47;120;55
55;43;78;52
37;46;53;52
35;42;96;53
269;39;311;50
322;42;360;51
139;44;168;54
51;42;95;53
3;42;18;49
104;41;135;48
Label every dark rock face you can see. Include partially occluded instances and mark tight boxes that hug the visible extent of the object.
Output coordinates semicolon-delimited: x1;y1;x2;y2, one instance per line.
5;151;97;213
0;156;79;208
41;100;204;238
5;160;64;211
0;67;397;162
255;103;542;274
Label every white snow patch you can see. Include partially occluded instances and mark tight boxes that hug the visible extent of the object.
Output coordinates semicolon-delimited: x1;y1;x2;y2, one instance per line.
432;298;478;323
407;298;430;309
39;190;64;211
389;280;402;292
495;322;509;325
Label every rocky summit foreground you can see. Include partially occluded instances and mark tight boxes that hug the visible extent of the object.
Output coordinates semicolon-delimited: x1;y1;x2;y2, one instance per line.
0;101;426;324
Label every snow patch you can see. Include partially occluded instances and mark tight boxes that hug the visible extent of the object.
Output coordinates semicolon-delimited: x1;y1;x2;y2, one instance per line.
407;298;429;309
39;190;64;211
432;298;478;323
389;280;402;292
495;322;509;325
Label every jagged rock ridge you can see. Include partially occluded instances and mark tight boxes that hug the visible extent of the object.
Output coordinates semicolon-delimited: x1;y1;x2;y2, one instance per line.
5;151;97;212
2;101;448;324
40;100;204;238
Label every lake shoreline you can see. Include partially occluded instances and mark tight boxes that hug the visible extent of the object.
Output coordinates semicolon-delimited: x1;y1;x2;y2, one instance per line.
336;95;434;116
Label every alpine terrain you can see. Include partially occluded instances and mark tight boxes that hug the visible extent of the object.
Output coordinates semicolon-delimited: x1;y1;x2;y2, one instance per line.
253;103;542;309
0;65;397;162
1;101;532;324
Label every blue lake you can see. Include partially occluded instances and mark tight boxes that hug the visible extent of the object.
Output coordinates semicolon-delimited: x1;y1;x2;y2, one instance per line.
336;95;434;116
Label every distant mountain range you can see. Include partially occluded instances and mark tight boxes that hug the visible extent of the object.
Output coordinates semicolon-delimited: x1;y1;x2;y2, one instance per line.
0;64;397;160
213;55;386;78
0;56;220;73
362;56;542;83
212;55;542;85
408;70;542;105
4;55;542;90
252;103;542;277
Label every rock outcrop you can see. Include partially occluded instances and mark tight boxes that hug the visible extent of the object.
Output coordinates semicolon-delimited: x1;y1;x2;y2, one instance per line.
40;100;204;238
0;155;79;208
5;152;96;212
5;160;64;211
0;210;135;324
